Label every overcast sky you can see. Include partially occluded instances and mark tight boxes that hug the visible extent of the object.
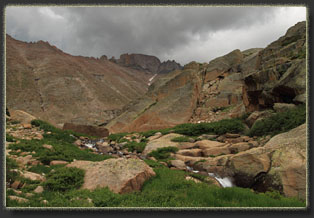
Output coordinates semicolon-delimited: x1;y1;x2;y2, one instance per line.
6;6;306;65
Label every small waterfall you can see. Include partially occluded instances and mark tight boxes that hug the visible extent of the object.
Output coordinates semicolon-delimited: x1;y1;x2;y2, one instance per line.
208;173;234;188
186;166;234;188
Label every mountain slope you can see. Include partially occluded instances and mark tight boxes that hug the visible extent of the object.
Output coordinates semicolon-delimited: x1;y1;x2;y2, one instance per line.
6;35;153;127
106;21;306;133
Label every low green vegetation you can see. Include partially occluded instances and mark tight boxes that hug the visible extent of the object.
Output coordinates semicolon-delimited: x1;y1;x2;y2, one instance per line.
171;136;191;142
31;119;94;143
6;115;307;208
148;146;179;161
173;118;245;136
6;157;19;185
6;164;305;207
247;104;306;137
9;120;111;165
44;167;85;192
107;132;128;142
27;164;66;175
123;141;147;153
140;128;172;138
8;137;111;165
141;118;245;138
6;133;16;142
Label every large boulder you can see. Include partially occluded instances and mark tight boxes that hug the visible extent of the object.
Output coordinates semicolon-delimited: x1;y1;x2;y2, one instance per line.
66;158;156;194
264;123;306;200
63;123;109;137
228;124;306;200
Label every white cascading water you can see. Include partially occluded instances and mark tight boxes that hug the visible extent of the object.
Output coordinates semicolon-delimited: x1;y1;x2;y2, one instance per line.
208;173;233;188
186;166;234;188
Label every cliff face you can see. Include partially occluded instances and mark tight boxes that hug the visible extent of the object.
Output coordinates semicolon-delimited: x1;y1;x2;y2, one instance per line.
6;35;153;127
106;62;202;133
113;53;182;74
106;21;306;133
242;21;306;111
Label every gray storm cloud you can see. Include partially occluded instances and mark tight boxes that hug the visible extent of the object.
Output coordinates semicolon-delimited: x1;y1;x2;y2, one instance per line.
5;6;306;65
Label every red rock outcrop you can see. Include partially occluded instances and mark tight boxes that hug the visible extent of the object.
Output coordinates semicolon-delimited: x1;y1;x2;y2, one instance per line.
106;62;202;133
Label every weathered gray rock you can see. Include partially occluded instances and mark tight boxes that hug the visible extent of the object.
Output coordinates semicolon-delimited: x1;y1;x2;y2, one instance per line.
273;103;296;113
170;159;186;170
242;21;306;112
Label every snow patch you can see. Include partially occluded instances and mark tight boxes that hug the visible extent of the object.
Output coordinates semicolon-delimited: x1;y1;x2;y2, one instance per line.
148;74;158;86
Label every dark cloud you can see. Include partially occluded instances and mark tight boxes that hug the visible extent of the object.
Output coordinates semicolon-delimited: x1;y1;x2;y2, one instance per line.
5;6;306;64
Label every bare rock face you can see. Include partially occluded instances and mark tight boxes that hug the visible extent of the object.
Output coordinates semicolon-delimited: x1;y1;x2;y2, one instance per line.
63;123;109;137
106;64;202;133
66;158;156;194
116;53;182;74
9;110;36;124
117;53;161;74
242;21;306;112
158;60;182;74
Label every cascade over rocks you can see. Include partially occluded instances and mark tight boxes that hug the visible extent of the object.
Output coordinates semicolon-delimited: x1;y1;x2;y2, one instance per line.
194;124;306;200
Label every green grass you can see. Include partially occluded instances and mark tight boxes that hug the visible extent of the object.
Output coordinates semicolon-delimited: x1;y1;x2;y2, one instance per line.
31;119;97;142
8;120;112;165
6;157;19;184
141;118;245;138
8;137;111;165
44;167;85;192
6;163;305;207
140;128;172;138
6;133;16;142
171;136;191;142
27;164;66;175
247;104;306;137
107;132;128;142
123;141;147;153
173;118;245;136
148;146;179;161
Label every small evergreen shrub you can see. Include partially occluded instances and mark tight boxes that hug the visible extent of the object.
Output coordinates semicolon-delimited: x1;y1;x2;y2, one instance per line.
123;141;147;153
148;146;179;160
247;104;306;137
44;167;85;192
173;118;245;136
107;132;128;142
171;136;191;142
6;133;16;142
